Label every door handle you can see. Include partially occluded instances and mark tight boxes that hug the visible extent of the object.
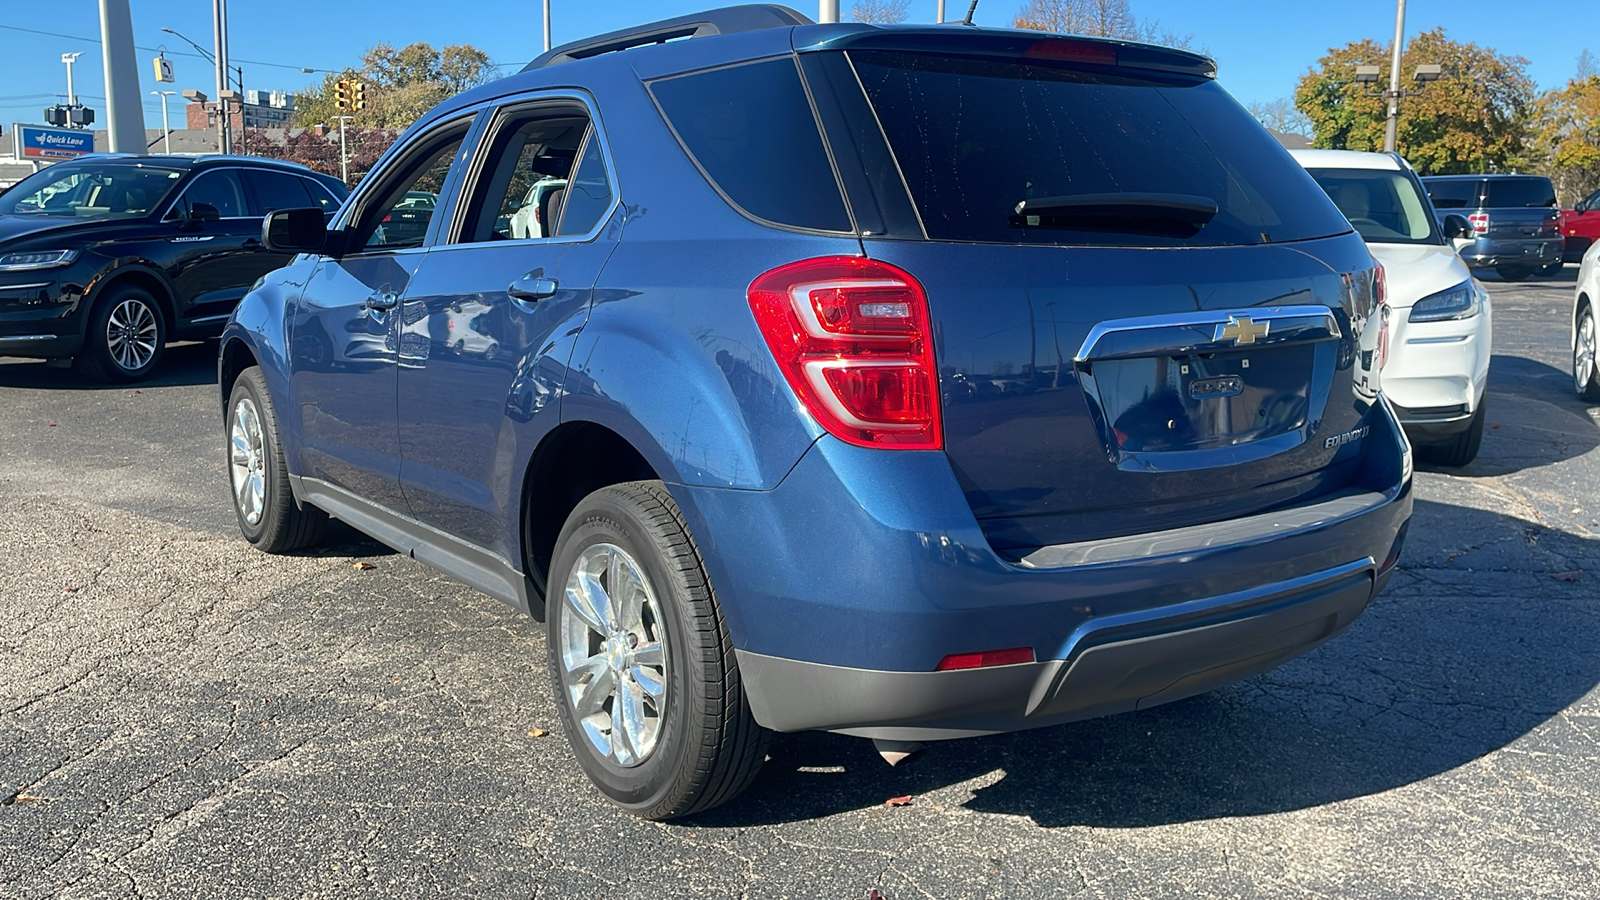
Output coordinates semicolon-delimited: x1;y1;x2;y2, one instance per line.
364;289;399;312
508;274;559;303
242;238;262;250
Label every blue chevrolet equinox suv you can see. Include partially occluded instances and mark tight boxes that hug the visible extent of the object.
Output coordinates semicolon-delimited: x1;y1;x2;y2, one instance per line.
220;6;1413;818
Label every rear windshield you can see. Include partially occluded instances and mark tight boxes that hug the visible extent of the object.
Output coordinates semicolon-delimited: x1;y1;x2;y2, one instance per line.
1304;168;1441;245
1484;177;1556;208
845;51;1350;247
1423;179;1479;209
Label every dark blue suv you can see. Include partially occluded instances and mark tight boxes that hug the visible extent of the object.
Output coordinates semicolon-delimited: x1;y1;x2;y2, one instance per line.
220;6;1412;818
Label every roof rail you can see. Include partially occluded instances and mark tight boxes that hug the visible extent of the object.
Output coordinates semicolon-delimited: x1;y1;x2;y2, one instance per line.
522;4;812;71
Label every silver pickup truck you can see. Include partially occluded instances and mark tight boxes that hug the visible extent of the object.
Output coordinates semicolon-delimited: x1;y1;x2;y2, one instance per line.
1421;174;1563;281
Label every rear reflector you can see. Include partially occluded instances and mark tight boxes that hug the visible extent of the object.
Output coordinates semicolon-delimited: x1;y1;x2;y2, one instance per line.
1023;39;1119;66
1468;212;1489;235
748;256;942;450
935;647;1036;671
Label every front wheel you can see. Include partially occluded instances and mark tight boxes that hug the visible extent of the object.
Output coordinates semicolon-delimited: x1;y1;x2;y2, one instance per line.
546;481;768;820
1577;305;1600;402
1417;395;1487;467
75;285;166;383
227;366;327;552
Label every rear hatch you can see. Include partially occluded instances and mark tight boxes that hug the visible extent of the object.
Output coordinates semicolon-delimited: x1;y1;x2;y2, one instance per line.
1426;176;1559;244
798;34;1384;552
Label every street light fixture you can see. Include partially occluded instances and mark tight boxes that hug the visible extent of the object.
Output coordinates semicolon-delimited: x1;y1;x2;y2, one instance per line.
61;51;84;109
1354;65;1382;84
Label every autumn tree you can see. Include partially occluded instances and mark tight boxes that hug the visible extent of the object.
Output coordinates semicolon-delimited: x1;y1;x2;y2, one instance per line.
291;42;496;131
851;0;910;23
1294;28;1535;174
1533;70;1600;204
1013;0;1193;50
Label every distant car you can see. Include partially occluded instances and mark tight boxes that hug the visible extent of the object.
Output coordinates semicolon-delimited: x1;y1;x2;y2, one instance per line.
1294;150;1492;466
1420;174;1562;281
509;177;568;239
1560;188;1600;264
376;190;437;246
0;153;346;381
1574;241;1600;402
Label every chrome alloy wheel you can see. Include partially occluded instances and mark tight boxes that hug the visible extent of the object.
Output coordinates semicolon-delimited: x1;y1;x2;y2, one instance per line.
229;397;266;527
1577;310;1597;394
106;298;159;372
559;543;668;767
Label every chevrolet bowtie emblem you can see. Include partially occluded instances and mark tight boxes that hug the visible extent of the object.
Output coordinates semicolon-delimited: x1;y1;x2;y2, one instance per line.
1215;315;1270;346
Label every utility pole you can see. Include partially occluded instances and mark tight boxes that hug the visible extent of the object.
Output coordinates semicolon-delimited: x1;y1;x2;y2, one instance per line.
1383;0;1407;153
937;0;946;22
61;52;83;109
543;0;552;52
151;90;174;153
213;0;232;154
819;0;838;24
335;115;353;184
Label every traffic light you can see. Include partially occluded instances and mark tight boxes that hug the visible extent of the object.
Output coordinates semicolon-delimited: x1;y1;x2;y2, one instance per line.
335;79;350;111
351;82;366;112
44;106;67;126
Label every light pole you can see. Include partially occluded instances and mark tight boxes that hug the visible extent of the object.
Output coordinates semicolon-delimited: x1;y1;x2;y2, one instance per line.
543;0;552;52
150;90;175;153
61;52;83;110
1383;0;1407;153
334;115;353;184
162;25;244;155
937;0;945;22
819;0;838;23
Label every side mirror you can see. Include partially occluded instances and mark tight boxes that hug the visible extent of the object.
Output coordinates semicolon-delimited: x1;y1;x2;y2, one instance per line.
263;207;329;254
1442;213;1474;240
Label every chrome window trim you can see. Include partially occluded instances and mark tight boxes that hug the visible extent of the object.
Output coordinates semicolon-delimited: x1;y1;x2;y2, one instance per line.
436;89;622;251
1075;305;1344;363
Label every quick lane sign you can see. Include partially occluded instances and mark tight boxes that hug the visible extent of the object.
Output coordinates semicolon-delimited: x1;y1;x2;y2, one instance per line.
13;124;94;161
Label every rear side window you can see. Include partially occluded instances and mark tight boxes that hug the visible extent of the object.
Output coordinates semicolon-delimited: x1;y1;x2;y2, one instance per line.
171;169;247;218
244;169;315;215
1424;180;1480;209
302;178;343;212
845;51;1350;247
650;57;852;233
1484;177;1556;208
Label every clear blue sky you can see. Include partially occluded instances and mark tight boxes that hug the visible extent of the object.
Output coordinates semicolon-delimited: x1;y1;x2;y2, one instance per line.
0;0;1591;132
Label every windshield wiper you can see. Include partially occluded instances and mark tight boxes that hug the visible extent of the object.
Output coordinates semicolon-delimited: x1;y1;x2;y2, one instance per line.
1010;192;1219;238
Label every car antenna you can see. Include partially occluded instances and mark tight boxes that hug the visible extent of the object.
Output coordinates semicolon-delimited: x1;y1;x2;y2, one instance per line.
962;0;981;26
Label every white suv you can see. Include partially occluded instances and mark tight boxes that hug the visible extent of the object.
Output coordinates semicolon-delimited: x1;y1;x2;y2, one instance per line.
1292;149;1493;466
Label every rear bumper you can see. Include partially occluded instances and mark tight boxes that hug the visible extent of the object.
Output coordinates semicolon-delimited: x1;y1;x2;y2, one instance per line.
1457;237;1562;268
673;401;1412;738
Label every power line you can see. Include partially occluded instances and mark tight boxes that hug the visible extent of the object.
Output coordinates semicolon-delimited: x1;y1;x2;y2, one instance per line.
0;23;336;74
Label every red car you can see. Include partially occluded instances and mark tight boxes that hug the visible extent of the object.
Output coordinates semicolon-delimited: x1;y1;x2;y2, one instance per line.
1562;188;1600;263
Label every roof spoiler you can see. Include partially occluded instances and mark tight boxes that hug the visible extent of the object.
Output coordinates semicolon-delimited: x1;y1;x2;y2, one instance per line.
523;4;813;72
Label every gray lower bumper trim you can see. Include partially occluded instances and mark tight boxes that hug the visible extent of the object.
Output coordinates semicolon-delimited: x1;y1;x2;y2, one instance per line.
1017;489;1386;569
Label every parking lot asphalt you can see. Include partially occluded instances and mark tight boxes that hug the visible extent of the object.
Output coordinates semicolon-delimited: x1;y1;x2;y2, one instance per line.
2;268;1598;899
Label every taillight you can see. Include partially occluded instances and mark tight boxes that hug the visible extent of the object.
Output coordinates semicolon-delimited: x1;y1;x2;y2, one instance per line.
1372;262;1390;371
1468;212;1489;235
935;647;1035;671
748;256;942;450
381;214;392;223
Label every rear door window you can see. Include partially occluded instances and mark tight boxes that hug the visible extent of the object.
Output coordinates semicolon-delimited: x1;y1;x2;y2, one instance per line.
243;169;315;215
649;57;852;233
170;169;247;219
843;51;1350;247
1423;179;1481;209
1484;178;1556;208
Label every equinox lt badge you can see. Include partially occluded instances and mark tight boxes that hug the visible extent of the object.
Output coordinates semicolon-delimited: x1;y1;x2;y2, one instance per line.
1324;424;1371;449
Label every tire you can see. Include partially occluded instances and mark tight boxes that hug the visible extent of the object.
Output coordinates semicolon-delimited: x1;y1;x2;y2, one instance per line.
1417;395;1486;467
1538;260;1564;277
546;481;769;820
226;366;327;552
1494;265;1533;282
75;284;166;383
1577;304;1600;402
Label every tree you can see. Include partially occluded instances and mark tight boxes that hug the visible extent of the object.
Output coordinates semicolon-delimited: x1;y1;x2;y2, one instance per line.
255;127;399;186
1012;0;1193;50
1294;28;1535;175
1533;74;1600;204
1249;98;1312;137
291;42;496;132
850;0;910;23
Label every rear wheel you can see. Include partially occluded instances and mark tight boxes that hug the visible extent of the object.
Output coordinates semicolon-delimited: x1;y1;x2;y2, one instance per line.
75;285;165;383
1494;265;1533;282
546;481;768;820
1538;260;1564;277
227;366;327;552
1576;305;1600;402
1417;395;1486;467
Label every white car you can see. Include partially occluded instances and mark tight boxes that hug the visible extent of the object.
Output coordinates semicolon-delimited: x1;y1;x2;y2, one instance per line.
1292;149;1493;466
1575;240;1600;402
508;177;567;240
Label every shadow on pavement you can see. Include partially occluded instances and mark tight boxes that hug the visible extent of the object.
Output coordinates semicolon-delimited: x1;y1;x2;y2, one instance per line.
0;341;219;390
1423;356;1599;478
692;498;1599;828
